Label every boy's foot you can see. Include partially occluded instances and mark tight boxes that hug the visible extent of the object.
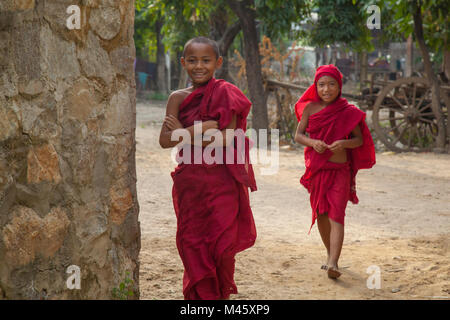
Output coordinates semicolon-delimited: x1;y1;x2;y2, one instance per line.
321;253;330;270
327;267;341;279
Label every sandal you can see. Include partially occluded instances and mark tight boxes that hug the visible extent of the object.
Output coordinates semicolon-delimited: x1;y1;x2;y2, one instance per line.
327;267;341;279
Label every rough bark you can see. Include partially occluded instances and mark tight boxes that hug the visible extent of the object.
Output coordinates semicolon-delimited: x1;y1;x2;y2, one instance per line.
412;1;446;150
228;0;269;132
0;0;140;299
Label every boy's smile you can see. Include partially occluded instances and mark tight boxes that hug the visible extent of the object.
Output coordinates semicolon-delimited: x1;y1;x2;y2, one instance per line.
181;42;223;88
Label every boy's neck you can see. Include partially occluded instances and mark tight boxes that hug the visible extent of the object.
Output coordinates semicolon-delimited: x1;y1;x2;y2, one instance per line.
192;77;214;89
322;98;339;106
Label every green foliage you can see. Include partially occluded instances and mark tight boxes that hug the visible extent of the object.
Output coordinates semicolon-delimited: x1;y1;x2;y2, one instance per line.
112;271;135;300
306;0;375;52
255;0;310;40
381;0;449;55
135;0;212;61
135;0;310;61
134;7;157;60
159;0;211;52
134;0;447;64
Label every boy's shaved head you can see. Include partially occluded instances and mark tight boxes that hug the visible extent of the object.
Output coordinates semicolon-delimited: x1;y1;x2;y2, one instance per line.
183;36;220;59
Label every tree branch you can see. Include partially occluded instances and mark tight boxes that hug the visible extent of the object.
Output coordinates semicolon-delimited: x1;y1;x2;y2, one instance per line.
218;21;241;56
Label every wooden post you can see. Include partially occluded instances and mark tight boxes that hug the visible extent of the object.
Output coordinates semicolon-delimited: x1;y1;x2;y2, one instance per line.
405;35;413;77
360;51;368;85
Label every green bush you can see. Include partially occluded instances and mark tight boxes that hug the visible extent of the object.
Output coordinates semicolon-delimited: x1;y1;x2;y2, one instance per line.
112;271;134;300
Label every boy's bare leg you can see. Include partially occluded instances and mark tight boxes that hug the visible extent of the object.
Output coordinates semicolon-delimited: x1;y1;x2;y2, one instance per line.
328;218;344;270
317;213;331;268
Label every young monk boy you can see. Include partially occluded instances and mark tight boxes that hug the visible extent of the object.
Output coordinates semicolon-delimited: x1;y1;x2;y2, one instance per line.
159;37;257;299
294;65;375;279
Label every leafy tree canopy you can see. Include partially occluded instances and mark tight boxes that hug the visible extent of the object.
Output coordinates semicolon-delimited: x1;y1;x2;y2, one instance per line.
305;0;376;51
381;0;449;53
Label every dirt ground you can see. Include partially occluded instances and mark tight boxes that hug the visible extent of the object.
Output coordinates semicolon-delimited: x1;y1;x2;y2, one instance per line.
136;100;450;300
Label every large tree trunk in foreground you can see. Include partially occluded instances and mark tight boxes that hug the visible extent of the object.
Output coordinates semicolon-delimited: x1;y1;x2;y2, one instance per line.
0;1;140;299
228;0;269;132
412;1;446;151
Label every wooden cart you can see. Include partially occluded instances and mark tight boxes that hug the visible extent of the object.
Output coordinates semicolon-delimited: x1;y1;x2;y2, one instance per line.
366;76;449;152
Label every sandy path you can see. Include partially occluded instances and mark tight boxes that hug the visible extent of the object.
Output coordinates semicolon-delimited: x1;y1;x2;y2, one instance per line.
136;100;450;300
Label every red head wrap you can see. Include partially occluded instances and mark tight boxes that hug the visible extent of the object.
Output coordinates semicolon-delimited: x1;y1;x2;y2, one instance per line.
295;64;344;121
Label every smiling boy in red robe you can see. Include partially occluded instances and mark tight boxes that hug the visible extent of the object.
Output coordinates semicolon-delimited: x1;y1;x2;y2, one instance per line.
294;65;375;279
159;37;257;299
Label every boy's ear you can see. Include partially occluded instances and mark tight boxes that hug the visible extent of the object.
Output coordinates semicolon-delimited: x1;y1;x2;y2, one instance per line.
216;56;223;69
180;56;186;68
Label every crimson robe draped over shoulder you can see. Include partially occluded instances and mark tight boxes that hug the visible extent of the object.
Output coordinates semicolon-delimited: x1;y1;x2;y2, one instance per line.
294;65;376;232
171;78;257;300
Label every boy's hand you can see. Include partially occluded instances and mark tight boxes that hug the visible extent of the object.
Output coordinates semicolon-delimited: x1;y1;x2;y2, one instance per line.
202;120;219;132
312;139;328;153
328;140;346;152
164;115;183;130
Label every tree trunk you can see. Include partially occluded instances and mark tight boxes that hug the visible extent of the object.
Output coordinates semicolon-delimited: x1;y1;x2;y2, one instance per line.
322;49;327;68
442;48;450;148
443;49;450;81
228;0;269;132
209;4;241;83
216;21;241;83
155;15;167;93
405;34;413;77
360;51;368;84
329;45;337;65
0;1;140;299
178;68;188;89
315;48;321;69
412;1;446;150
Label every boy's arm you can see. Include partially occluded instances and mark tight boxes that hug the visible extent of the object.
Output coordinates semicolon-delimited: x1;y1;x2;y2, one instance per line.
159;91;186;149
294;106;328;153
159;91;218;148
165;115;218;146
201;113;237;147
328;124;363;152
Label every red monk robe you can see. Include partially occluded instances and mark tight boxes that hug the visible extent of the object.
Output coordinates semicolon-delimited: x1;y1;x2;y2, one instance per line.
295;65;376;233
171;78;257;300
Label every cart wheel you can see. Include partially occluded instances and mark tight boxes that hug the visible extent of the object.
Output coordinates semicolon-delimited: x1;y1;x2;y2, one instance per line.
372;77;443;152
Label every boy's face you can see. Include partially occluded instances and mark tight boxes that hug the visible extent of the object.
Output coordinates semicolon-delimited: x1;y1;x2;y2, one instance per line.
316;75;340;104
181;42;223;86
